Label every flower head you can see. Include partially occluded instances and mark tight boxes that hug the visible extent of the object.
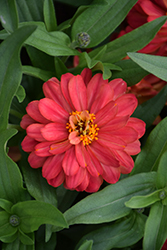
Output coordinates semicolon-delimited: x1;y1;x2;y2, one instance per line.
21;69;145;192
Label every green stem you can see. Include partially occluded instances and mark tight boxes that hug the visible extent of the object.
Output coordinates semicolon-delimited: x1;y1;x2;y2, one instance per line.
7;124;23;131
10;109;23;119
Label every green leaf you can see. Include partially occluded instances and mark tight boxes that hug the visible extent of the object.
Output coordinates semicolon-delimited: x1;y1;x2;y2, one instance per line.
132;84;167;129
16;0;44;22
0;230;18;244
55;0;92;7
22;65;54;82
0;25;37;131
0;29;8;40
18;230;34;245
156;152;167;189
71;0;138;48
102;16;167;63
54;57;68;80
131;117;167;175
143;202;167;250
20;161;57;207
43;0;57;31
77;240;93;250
0;129;28;203
2;237;35;250
20;22;79;56
0;211;17;240
0;0;18;32
64;172;156;225
0;199;13;213
110;59;148;86
11;200;68;233
77;211;145;250
125;190;162;209
15;85;26;103
128;52;167;82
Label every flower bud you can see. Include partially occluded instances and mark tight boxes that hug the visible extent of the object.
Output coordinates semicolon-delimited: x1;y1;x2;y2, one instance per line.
9;215;20;227
77;32;90;47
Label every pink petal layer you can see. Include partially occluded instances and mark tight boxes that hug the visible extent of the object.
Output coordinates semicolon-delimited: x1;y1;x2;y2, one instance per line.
49;140;71;154
68;131;80;145
109;126;138;143
98;134;126;150
68;75;87;111
28;151;47;168
100;115;129;132
43;77;71;112
81;68;92;86
62;147;80;176
109;78;127;100
113;150;134;174
124;140;141;155
65;167;86;190
27;123;45;142
76;171;90;191
21;136;37;152
42;154;64;179
87;73;108;109
48;170;65;187
116;94;138;116
26;100;49;124
127;117;146;138
35;141;53;157
61;73;75;110
20;114;35;129
85;175;103;193
39;98;69;123
102;164;121;183
90;84;114;114
41;123;68;141
75;143;88;167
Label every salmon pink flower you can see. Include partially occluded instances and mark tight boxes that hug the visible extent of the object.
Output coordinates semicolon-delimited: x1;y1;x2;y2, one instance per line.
21;69;145;193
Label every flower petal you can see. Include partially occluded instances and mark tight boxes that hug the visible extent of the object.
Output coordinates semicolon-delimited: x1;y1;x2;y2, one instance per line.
43;77;71;112
116;94;138;116
21;136;37;152
75;143;88;167
28;151;47;169
112;149;134;174
124;140;141;155
87;141;119;167
76;171;90;191
49;140;72;154
98;134;126;150
62;147;80;176
27;123;45;142
81;68;92;86
68;75;87;111
85;175;103;193
109;78;127;100
109;126;139;143
65;167;86;190
26;100;49;124
126;117;146;138
90;84;114;114
60;73;75;110
41;123;68;141
95;101;118;127
87;73;108;109
42;154;64;179
39;98;69;123
68;131;80;145
100;115;129;132
48;170;65;187
35;141;53;157
20;114;35;129
101;164;121;184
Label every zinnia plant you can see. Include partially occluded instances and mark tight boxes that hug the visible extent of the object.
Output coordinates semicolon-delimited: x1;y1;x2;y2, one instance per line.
1;0;167;249
21;69;145;192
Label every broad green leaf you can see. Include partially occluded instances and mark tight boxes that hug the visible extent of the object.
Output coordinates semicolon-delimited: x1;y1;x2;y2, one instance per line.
0;25;37;131
71;0;138;48
125;190;162;209
0;231;18;244
0;199;13;213
0;0;18;32
131;117;167;175
22;65;54;82
0;129;28;203
64;172;156;225
92;16;167;63
132;85;167;129
35;232;57;250
18;230;34;245
20;161;57;207
43;0;57;31
0;29;8;40
128;52;167;81
11;200;68;233
16;0;44;22
156;152;167;189
0;211;17;240
54;57;68;80
110;59;148;86
77;211;145;250
77;240;93;250
20;22;79;56
2;237;35;250
143;202;167;250
15;85;26;103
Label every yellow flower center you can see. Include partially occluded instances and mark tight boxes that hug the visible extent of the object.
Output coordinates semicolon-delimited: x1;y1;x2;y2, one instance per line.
66;110;99;146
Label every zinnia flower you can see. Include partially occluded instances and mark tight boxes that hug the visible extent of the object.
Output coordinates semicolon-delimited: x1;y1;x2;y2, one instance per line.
21;69;145;192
